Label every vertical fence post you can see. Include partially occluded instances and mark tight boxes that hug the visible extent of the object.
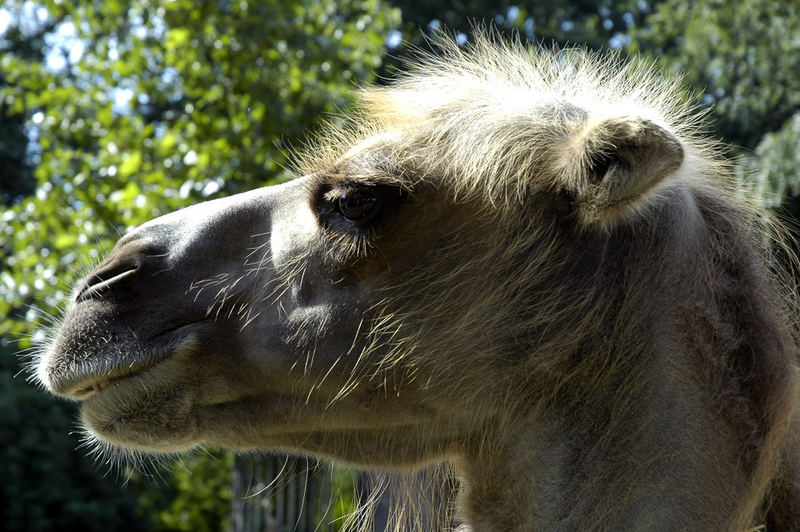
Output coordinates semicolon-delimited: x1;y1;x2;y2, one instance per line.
231;454;340;532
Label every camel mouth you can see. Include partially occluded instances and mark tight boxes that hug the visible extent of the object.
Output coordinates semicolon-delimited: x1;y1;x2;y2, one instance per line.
70;370;144;400
43;319;206;401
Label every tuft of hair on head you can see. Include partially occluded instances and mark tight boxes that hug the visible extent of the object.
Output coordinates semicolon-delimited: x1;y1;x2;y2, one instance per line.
297;28;723;231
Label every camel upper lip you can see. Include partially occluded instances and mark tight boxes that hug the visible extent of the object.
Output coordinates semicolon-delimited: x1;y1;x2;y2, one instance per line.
67;370;143;400
50;350;167;401
44;320;205;400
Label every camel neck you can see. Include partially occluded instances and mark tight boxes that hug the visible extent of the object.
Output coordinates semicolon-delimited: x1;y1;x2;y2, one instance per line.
454;366;753;531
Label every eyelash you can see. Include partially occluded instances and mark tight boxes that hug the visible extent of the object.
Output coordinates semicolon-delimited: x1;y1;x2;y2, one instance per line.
315;181;405;261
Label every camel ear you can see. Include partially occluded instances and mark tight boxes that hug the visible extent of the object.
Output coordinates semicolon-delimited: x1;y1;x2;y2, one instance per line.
564;117;684;222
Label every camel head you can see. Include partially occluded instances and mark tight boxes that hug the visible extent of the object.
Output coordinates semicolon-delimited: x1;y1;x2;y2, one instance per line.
35;35;799;531
38;116;683;454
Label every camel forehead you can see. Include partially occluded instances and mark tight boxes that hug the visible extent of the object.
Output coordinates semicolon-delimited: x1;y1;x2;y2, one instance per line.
342;132;403;161
308;135;413;192
305;102;578;194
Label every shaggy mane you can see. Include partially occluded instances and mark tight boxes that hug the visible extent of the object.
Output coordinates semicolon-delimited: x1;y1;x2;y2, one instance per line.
296;31;723;217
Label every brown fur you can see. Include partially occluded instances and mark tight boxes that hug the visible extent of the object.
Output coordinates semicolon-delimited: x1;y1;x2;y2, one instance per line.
36;32;800;530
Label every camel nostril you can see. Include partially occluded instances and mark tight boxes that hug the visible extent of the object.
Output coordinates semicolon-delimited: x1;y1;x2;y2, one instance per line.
75;263;140;302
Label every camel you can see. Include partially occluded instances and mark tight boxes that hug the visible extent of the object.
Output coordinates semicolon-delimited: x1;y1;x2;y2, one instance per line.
35;34;800;530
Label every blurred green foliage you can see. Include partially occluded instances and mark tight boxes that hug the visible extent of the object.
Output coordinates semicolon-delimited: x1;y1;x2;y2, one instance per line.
137;451;234;532
1;0;799;530
0;343;149;531
0;0;397;530
388;0;648;49
630;0;800;208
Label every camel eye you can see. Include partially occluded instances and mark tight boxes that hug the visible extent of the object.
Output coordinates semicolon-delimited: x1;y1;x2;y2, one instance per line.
338;188;380;225
317;181;405;232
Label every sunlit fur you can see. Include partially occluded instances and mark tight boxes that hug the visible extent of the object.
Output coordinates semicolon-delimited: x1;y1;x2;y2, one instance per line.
295;32;720;228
